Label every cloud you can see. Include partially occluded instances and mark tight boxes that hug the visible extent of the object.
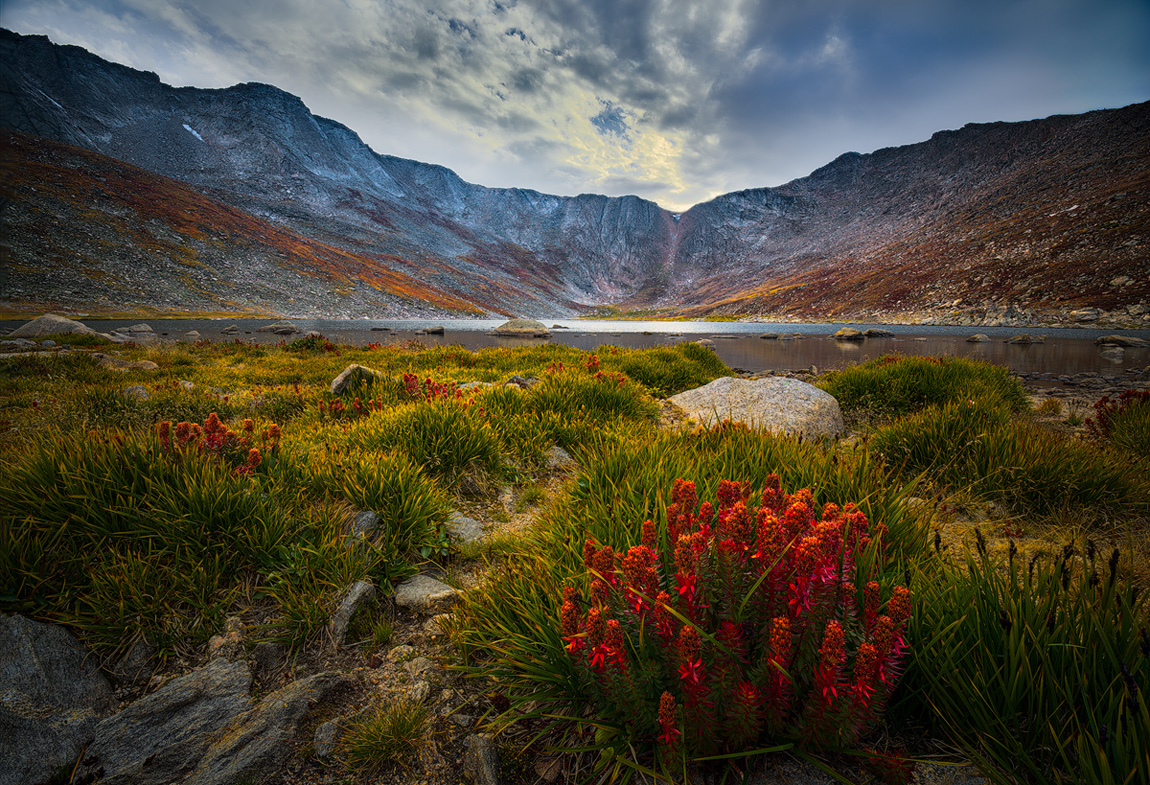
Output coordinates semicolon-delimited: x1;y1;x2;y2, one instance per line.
4;0;1149;211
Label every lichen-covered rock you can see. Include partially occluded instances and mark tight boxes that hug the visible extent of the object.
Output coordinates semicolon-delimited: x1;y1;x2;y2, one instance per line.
0;615;116;785
330;580;376;646
670;376;844;438
966;333;991;342
81;658;252;785
832;327;865;341
184;671;351;785
395;575;460;615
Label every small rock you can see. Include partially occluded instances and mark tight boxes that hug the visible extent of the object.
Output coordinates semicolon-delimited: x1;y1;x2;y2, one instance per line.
409;680;432;703
394;575;460;615
313;720;342;759
1069;308;1101;322
7;313;98;340
404;657;435;678
695;338;715;348
41;339;56;347
832;327;865;341
506;374;538;388
330;363;383;395
184;331;202;340
418;325;445;335
124;384;150;401
863;327;894;337
388;645;417;663
207;616;245;661
1096;334;1148;347
1101;347;1126;362
546;445;576;471
463;733;502;785
759;332;781;340
447;511;484;544
966;333;991;342
221;325;240;335
330;580;376;646
351;510;381;538
255;321;301;335
179;380;195;389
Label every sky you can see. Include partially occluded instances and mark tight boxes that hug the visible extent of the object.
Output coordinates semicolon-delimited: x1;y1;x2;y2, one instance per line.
3;1;1148;212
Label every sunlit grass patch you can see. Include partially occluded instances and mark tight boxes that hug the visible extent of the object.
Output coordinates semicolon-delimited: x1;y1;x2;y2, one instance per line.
338;697;429;773
820;354;1029;416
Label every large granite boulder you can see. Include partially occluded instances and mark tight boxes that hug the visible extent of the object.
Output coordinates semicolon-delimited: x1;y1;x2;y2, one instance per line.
81;658;253;785
7;313;97;340
0;615;116;785
183;671;351;785
490;318;550;338
669;376;844;438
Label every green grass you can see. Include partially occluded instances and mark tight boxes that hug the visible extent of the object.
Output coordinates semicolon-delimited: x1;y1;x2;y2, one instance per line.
4;338;1148;784
337;697;430;772
819;354;1029;416
871;399;1150;517
897;541;1149;784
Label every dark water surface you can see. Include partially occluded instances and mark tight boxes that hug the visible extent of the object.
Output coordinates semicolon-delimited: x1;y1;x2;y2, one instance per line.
12;318;1150;377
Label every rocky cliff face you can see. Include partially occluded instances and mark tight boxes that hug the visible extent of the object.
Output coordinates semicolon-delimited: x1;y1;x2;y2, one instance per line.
2;28;1147;323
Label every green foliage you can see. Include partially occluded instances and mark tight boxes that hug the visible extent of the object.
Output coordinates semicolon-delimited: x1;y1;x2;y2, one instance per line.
820;355;1029;416
339;697;429;772
898;542;1150;784
343;398;505;487
1088;391;1150;458
602;342;728;396
871;399;1150;516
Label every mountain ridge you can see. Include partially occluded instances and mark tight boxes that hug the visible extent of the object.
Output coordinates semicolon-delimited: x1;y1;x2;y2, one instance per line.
2;28;1147;324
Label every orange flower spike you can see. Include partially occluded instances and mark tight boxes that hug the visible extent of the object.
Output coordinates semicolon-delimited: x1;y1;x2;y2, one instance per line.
864;582;880;622
641;519;657;550
583;538;598;571
853;642;878;688
678;624;701;662
873;616;894;659
606;619;625;654
242;418;255;434
593;545;616;580
562;585;580;605
674;534;694;574
657;692;680;745
560;598;580;637
586;607;606;648
770;617;792;665
888;585;912;626
590;579;610;607
819;620;846;669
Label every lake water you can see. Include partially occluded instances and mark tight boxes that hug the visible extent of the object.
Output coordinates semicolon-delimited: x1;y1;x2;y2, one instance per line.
22;317;1148;378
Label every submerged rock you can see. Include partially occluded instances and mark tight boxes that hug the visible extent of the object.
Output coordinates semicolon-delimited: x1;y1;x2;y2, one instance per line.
669;376;844;438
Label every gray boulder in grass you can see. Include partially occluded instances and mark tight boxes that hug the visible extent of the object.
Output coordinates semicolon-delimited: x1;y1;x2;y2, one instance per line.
670;376;844;438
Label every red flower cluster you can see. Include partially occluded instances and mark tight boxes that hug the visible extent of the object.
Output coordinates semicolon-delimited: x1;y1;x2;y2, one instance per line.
560;476;911;769
155;413;280;476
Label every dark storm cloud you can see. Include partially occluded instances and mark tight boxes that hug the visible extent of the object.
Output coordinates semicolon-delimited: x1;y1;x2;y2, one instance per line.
5;0;1148;210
